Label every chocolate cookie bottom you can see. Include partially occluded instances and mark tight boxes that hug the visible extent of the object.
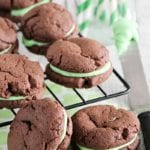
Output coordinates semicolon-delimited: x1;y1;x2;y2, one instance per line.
25;44;50;55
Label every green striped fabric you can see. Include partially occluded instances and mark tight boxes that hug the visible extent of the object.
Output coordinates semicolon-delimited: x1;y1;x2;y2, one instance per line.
99;10;107;21
76;0;129;32
94;0;108;22
94;0;104;16
110;10;118;24
79;20;90;31
118;1;127;17
93;0;129;25
109;0;119;25
76;0;92;32
77;0;91;15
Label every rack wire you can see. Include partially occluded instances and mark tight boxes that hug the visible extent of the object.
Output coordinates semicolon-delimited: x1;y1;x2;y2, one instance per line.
0;68;130;127
46;68;130;109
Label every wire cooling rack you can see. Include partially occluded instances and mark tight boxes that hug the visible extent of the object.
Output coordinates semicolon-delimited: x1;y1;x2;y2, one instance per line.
0;68;130;127
46;69;130;109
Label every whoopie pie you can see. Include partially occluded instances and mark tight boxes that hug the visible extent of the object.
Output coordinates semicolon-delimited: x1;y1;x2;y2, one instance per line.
72;105;140;150
46;38;112;88
21;3;78;55
8;98;72;150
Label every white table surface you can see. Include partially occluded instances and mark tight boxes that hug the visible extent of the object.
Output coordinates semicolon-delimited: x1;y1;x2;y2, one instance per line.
137;0;150;92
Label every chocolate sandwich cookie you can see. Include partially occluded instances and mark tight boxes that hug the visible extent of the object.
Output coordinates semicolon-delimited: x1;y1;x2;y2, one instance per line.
0;0;50;23
8;98;72;150
0;54;45;108
0;17;18;54
21;3;78;55
46;38;112;88
72;105;140;150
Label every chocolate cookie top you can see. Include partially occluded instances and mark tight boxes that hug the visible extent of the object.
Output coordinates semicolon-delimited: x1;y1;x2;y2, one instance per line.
0;54;45;99
72;105;140;149
21;3;77;42
0;17;17;52
0;0;42;10
8;99;72;150
47;38;109;73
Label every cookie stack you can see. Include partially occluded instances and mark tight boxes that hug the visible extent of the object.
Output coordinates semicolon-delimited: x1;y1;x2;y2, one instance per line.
0;1;113;89
0;1;141;150
19;2;112;87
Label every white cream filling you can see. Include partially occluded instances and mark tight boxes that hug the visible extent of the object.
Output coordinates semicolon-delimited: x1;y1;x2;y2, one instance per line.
60;109;68;142
64;24;76;38
0;45;12;55
55;108;68;150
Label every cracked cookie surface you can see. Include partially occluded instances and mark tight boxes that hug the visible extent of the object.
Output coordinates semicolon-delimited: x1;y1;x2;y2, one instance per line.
0;0;42;10
21;3;78;55
72;105;140;149
8;99;72;150
21;3;77;41
0;54;45;99
46;38;112;88
0;0;44;23
0;17;18;53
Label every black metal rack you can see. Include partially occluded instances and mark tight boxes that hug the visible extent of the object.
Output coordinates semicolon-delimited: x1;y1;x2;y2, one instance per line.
0;68;130;127
46;68;130;109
